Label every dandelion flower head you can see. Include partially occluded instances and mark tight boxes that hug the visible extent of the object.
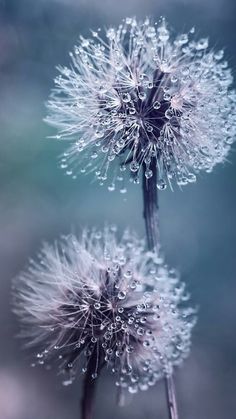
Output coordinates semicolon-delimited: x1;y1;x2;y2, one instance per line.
13;227;195;393
46;17;236;191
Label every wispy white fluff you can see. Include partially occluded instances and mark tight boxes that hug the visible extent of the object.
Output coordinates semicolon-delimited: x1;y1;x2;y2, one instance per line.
46;17;236;191
13;227;195;393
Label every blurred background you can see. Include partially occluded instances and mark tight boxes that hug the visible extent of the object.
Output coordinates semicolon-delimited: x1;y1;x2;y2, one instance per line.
0;0;236;418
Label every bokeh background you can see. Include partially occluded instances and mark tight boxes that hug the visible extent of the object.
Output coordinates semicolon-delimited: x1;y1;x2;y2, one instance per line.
0;0;236;418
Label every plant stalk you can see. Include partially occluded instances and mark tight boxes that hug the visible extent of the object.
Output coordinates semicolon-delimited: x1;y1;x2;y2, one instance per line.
142;160;179;419
142;160;160;255
81;351;100;419
165;375;179;419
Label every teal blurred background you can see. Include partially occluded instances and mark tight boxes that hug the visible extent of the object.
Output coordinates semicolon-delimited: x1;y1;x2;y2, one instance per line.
0;1;236;418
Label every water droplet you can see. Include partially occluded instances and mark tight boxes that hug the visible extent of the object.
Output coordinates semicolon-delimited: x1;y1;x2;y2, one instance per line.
187;173;196;183
104;332;112;340
128;385;138;394
153;100;161;110
157;21;169;43
126;345;134;353
95;129;104;138
171;75;178;84
196;38;208;51
137;327;144;336
129;107;136;115
122;93;131;103
124;270;132;279
130;161;140;172
156;179;167;190
130;280;138;290
145;169;153;179
138;92;147;101
118;291;126;300
108;184;115;192
163;92;171;101
62;379;73;386
107;28;116;41
178;34;188;46
37;353;43;358
214;49;224;61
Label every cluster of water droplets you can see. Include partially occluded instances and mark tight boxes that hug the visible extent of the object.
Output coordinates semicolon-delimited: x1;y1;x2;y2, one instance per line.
46;17;236;191
13;227;195;393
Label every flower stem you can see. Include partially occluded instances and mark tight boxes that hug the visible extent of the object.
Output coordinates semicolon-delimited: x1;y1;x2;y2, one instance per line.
142;160;160;255
142;161;179;419
165;375;179;419
81;351;100;419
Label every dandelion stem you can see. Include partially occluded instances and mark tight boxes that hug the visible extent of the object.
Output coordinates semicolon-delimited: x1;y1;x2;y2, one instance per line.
81;351;101;419
142;160;160;255
142;161;179;419
165;375;179;419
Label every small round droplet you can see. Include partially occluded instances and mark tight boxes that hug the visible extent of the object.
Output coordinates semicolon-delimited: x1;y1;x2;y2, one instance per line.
118;291;126;300
62;379;73;386
122;93;131;103
145;169;153;179
130;161;140;172
138;91;147;101
137;327;144;336
156;179;167;190
128;385;138;394
153;100;161;110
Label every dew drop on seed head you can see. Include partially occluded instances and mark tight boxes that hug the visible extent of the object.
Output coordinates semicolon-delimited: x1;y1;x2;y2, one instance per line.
153;100;161;110
62;379;73;386
118;291;126;300
130;161;140;172
156;179;167;190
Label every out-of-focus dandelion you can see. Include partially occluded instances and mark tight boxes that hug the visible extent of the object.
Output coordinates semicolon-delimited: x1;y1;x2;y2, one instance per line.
46;17;236;191
13;227;195;418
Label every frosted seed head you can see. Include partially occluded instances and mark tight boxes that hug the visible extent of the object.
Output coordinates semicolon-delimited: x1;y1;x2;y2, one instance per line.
13;227;196;395
45;17;236;191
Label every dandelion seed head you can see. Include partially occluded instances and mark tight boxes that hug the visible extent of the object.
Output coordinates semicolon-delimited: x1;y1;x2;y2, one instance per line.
13;227;195;392
46;17;236;191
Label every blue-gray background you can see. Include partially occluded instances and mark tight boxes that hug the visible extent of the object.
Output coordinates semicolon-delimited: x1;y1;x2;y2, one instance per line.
0;1;235;418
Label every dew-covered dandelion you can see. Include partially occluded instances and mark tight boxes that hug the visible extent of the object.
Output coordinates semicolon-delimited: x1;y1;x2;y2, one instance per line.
46;17;236;191
13;227;195;394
